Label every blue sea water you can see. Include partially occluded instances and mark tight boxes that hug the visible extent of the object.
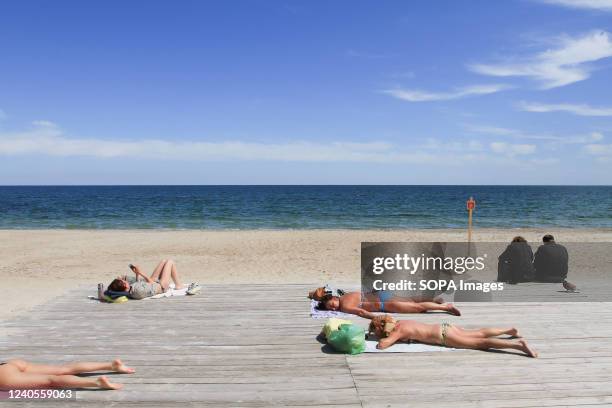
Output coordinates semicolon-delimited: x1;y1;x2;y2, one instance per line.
0;186;610;229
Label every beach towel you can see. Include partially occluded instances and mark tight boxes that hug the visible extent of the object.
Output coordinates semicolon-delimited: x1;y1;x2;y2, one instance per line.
364;340;457;353
143;284;191;299
310;299;351;318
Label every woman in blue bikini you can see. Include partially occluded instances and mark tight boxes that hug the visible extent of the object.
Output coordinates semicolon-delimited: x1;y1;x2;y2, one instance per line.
315;290;461;319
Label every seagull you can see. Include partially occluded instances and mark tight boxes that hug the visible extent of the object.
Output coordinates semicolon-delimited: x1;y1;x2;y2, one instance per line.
563;280;577;293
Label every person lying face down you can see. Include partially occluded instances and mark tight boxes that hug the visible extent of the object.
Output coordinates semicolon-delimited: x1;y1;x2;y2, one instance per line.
368;315;538;358
311;289;461;318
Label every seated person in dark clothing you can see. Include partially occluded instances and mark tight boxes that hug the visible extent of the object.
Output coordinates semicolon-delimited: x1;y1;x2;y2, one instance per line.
498;236;535;284
533;234;569;283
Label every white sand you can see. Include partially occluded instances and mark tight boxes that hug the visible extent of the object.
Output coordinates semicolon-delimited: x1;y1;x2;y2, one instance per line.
1;229;611;319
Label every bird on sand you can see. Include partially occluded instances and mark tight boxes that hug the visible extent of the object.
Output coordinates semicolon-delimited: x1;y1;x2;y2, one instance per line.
563;280;578;293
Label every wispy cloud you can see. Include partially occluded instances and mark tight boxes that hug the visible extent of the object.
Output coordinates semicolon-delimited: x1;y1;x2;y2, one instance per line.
0;120;447;164
0;124;400;162
0;120;546;164
584;143;612;161
0;109;7;121
490;142;536;155
382;84;510;102
518;101;612;116
466;124;605;143
469;31;612;88
539;0;612;11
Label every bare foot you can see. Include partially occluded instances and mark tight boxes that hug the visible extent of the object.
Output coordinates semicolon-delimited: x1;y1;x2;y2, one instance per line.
519;340;538;358
97;376;123;390
508;328;521;338
447;304;461;316
111;359;135;374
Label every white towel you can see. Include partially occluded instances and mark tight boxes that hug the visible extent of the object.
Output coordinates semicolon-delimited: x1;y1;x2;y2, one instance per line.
144;283;191;300
364;340;457;353
310;299;352;319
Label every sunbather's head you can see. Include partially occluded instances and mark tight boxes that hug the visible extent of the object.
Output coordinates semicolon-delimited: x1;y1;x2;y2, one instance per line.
512;236;527;243
308;287;326;301
368;315;396;338
108;278;130;292
317;294;339;311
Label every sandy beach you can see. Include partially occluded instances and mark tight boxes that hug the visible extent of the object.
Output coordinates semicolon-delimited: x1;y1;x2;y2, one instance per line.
1;228;611;320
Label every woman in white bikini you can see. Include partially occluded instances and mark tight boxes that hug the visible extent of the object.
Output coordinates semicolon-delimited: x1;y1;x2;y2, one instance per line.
369;315;537;357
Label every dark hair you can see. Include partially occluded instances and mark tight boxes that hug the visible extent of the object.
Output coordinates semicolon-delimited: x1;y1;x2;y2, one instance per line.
543;234;555;243
108;278;127;292
512;236;527;243
316;294;334;310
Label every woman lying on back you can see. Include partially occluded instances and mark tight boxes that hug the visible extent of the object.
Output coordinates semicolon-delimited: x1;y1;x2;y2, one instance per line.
108;259;185;300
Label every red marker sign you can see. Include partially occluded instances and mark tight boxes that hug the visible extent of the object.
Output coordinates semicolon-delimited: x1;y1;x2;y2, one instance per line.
466;197;475;244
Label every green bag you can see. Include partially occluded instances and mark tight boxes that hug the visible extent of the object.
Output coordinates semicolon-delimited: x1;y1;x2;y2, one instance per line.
327;324;366;355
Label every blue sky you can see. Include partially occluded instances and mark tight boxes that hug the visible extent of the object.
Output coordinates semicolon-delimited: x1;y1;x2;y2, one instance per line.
1;0;612;184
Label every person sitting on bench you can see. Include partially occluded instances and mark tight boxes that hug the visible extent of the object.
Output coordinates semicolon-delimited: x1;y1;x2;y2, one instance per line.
534;235;569;283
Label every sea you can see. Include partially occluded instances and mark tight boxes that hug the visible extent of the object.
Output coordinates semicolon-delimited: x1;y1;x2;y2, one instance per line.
0;185;610;229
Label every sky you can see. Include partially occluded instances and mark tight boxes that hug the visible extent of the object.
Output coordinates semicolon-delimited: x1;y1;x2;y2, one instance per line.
1;0;612;184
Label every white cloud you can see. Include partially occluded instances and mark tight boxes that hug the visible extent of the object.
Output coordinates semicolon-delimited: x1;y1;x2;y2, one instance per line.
32;120;58;128
469;31;612;88
382;84;510;102
584;143;612;155
467;124;605;144
490;142;537;155
421;138;485;152
0;122;457;164
518;101;612;116
0;120;572;167
539;0;612;11
0;109;6;121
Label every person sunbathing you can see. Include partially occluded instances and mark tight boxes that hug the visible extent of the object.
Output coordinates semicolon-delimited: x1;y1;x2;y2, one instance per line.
107;259;197;300
311;288;461;318
0;358;134;390
368;315;537;357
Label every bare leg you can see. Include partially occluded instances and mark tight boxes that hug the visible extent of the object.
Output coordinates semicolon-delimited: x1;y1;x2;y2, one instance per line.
0;367;122;390
445;333;537;357
15;358;135;375
457;327;520;338
157;259;186;290
170;262;184;289
150;260;168;281
384;300;461;316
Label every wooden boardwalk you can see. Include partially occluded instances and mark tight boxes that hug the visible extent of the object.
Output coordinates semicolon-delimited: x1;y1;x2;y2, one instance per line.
2;284;612;407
